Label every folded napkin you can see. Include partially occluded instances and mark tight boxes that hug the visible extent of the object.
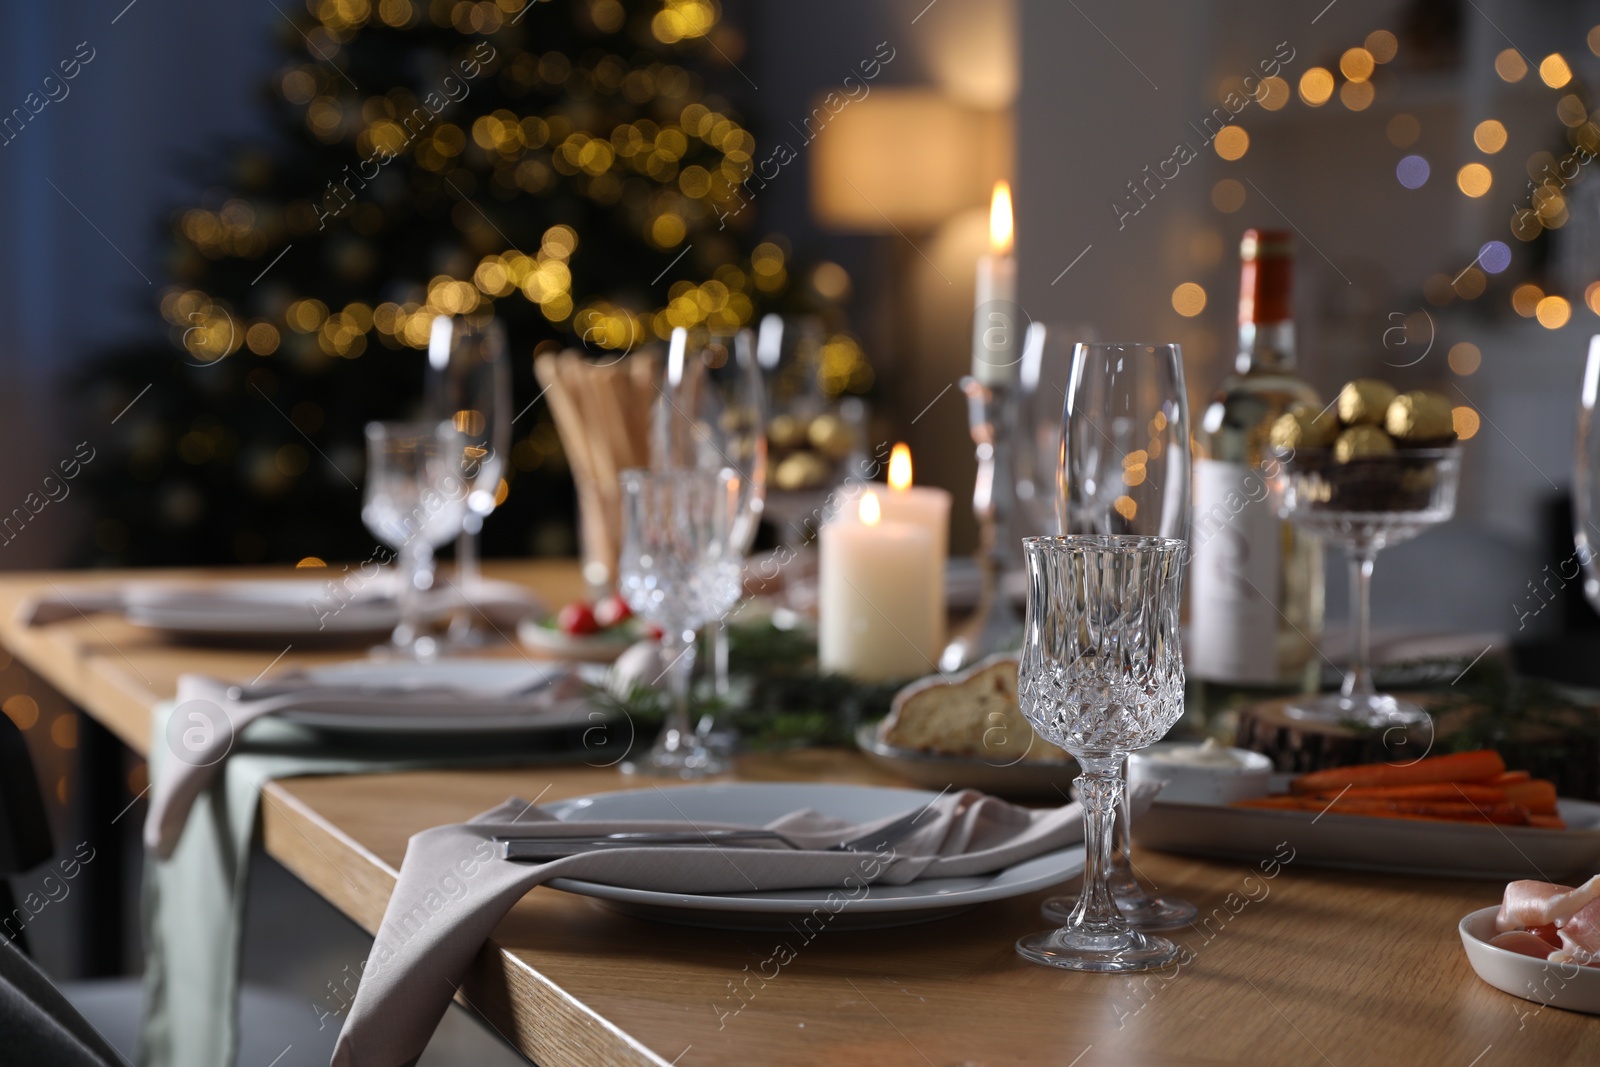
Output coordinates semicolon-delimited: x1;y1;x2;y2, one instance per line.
332;789;1084;1066
17;575;542;630
145;665;576;860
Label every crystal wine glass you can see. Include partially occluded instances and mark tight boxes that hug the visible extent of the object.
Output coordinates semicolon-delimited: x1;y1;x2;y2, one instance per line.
1268;446;1461;725
362;421;469;660
617;467;744;778
1042;342;1197;931
425;315;510;643
1016;535;1188;972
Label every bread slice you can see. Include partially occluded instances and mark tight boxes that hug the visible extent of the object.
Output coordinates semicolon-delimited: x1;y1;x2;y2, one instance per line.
879;654;1070;763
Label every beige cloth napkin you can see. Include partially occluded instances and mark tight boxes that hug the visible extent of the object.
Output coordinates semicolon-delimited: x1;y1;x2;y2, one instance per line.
145;667;576;860
331;789;1086;1066
16;576;542;629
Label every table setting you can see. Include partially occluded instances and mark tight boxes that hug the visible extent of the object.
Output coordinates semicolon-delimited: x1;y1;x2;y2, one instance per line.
16;11;1600;1061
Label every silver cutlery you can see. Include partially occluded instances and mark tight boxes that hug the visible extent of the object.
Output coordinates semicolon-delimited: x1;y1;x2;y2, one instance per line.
497;802;936;862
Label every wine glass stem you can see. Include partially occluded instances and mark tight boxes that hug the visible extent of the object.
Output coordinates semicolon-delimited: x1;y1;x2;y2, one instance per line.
397;544;433;652
1068;757;1125;931
1108;758;1138;891
662;627;698;753
457;521;481;590
1343;548;1378;699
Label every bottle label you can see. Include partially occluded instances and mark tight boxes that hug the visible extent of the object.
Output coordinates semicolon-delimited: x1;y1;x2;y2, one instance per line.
1189;458;1281;684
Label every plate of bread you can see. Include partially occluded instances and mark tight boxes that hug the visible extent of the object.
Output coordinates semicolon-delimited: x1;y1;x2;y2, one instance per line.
859;654;1079;800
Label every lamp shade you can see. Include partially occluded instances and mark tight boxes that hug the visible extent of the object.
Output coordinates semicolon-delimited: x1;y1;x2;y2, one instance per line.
810;88;1011;232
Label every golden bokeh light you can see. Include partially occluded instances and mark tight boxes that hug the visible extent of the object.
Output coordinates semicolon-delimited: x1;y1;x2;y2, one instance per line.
1341;80;1375;111
1453;267;1486;299
1171;282;1207;317
1541;54;1573;88
1213;126;1249;161
1423;273;1455;306
1559;94;1588;127
296;557;327;568
1257;76;1290;110
51;713;78;750
3;694;39;731
1495;49;1527;82
1588;281;1600;316
1299;68;1335;106
1447;342;1482;375
1456;163;1492;197
1212;178;1246;212
1340;48;1376;82
1473;120;1507;153
1591;25;1600;57
1387;113;1421;147
1511;283;1544;317
1113;495;1138;522
1537;294;1572;329
1452;406;1481;440
1366;30;1399;63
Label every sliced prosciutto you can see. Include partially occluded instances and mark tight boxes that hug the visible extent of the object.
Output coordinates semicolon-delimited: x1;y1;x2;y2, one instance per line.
1552;898;1600;966
1490;931;1560;959
1495;876;1600;931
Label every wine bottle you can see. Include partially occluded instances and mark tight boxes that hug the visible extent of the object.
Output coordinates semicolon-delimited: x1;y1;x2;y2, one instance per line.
1189;229;1324;694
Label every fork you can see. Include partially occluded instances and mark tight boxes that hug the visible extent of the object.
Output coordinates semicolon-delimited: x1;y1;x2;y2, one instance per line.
497;802;937;862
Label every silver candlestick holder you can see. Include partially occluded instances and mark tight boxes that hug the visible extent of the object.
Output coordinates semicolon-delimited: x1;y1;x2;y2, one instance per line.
941;375;1027;671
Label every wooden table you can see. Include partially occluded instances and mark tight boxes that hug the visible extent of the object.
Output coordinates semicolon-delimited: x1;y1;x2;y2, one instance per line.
0;563;1595;1066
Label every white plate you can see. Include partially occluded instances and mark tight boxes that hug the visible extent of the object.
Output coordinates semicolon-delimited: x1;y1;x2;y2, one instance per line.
517;618;639;663
1136;775;1600;880
124;580;400;639
275;659;604;733
542;782;1085;930
1460;905;1600;1014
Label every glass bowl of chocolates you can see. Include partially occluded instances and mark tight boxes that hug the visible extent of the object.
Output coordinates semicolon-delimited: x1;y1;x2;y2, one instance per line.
1265;379;1463;727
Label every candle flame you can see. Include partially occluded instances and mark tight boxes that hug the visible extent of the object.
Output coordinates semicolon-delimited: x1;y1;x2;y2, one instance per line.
860;490;882;526
888;443;912;491
989;180;1013;255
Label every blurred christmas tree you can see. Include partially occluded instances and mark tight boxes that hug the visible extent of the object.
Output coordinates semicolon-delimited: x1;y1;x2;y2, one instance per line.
75;0;865;567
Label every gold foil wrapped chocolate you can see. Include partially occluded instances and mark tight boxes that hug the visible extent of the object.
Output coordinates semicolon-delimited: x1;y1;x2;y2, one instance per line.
1385;390;1455;442
1337;379;1399;426
1334;425;1397;463
1268;404;1339;450
773;451;830;490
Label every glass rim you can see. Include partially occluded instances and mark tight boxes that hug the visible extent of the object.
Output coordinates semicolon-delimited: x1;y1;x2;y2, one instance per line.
1275;445;1461;460
1070;341;1183;353
1023;534;1187;553
364;419;454;442
620;466;739;487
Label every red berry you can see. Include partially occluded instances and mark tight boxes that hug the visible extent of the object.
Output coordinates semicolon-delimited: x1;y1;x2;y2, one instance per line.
594;593;633;628
557;601;599;636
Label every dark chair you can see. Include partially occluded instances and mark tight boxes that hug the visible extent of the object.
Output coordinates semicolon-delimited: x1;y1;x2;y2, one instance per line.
0;712;126;1066
0;704;53;955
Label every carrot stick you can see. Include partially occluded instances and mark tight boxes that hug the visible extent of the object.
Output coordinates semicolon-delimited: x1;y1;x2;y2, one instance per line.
1332;783;1505;803
1502;780;1558;816
1233;795;1530;824
1289;750;1506;794
1528;814;1568;830
1487;770;1531;785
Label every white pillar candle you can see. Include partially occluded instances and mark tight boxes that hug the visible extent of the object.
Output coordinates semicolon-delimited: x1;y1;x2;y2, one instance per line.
972;180;1018;387
875;443;951;649
819;490;940;682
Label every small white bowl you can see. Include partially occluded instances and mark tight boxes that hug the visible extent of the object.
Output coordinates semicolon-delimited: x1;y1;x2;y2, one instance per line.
1459;905;1600;1014
1129;742;1273;805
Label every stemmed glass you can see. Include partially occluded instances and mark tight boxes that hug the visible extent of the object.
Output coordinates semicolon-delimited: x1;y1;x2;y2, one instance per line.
425;316;510;642
652;326;767;721
362;421;469;660
1042;342;1197;931
617;467;744;778
1576;337;1600;611
1016;535;1189;971
1268;447;1460;725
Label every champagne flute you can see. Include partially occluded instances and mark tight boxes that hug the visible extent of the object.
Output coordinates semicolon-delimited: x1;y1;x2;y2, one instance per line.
361;421;469;660
617;467;744;778
1016;535;1188;972
652;326;767;732
1042;342;1197;931
425;316;510;642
